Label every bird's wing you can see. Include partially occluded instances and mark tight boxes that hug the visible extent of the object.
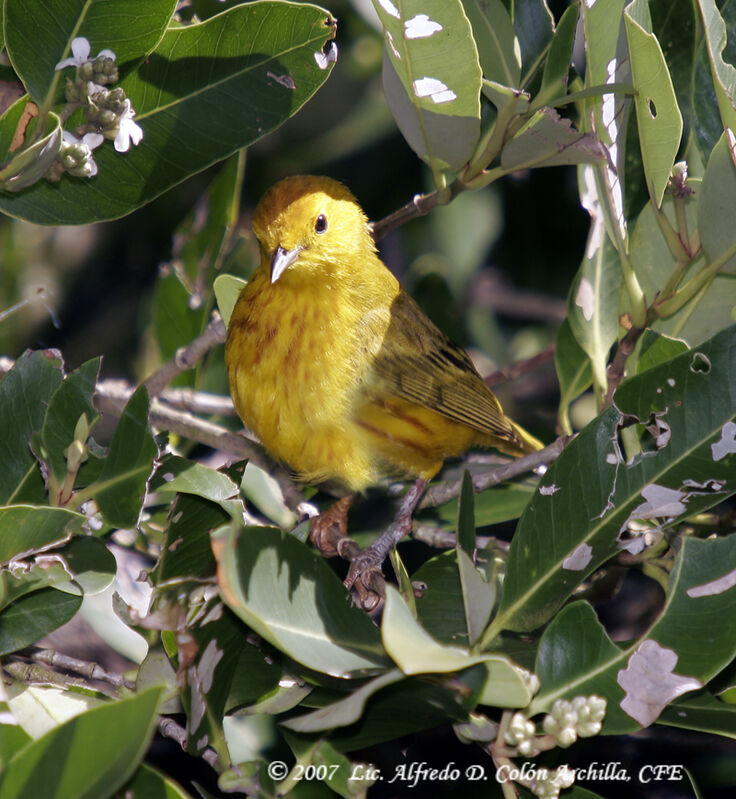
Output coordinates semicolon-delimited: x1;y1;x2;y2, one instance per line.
366;290;519;442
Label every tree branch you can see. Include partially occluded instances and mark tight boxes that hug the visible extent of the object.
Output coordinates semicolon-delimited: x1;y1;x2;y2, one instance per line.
419;436;570;510
143;312;226;398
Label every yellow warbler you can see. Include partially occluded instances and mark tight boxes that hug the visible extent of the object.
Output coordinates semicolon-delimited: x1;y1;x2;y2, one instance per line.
226;175;542;606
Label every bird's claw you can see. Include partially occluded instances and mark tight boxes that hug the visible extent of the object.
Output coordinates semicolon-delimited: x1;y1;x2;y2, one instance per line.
309;495;353;557
344;549;385;611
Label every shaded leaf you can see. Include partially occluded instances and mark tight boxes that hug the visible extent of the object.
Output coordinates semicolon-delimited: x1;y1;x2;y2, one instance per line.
491;324;736;636
699;131;736;273
624;0;683;206
0;588;81;655
40;358;100;485
0;3;337;224
529;534;736;732
0;505;86;566
502;107;608;170
375;0;482;173
0;350;63;505
0;686;163;799
555;317;593;434
90;385;157;528
461;0;520;87
213;523;389;676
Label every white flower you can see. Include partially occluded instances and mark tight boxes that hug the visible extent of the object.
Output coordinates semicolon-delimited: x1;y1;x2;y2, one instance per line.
55;37;116;71
113;100;143;152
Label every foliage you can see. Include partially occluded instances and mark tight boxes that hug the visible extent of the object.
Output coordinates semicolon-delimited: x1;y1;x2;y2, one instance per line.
1;1;735;798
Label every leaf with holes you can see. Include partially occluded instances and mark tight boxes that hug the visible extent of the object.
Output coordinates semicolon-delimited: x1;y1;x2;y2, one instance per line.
528;533;736;732
374;0;482;174
486;323;736;639
624;0;683;207
0;3;337;224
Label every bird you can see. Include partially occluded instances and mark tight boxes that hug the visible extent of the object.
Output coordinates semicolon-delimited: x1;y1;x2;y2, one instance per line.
225;175;542;608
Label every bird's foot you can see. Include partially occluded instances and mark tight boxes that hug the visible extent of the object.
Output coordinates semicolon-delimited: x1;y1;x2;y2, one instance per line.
309;495;354;557
344;548;386;612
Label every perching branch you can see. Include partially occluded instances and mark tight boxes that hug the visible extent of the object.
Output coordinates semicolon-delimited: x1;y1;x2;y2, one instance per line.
143;311;226;398
419;436;570;510
94;381;306;512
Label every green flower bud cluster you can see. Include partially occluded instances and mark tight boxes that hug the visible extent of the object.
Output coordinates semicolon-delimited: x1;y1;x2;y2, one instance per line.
77;56;119;86
45;132;103;182
542;695;607;748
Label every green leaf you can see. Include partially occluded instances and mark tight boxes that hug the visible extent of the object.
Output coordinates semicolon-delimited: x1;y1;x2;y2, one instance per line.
0;3;337;224
152;492;230;584
382;585;489;673
457;547;495;648
0;686;163;799
40;358;100;486
0;505;86;566
329;667;484;750
659;691;736;739
183;604;245;759
213;522;389;676
511;0;554;85
0;350;63;504
539;3;578;102
375;0;482;173
624;0;683;207
150;454;240;514
0;727;32;771
489;324;736;636
118;763;194;799
567;217;622;397
412;549;467;645
456;470;475;553
0;588;81;655
555;318;593;435
88;385;157;528
501;107;608;170
213;274;247;328
699;131;736;273
529;534;736;732
283;670;404;733
0;99;62;192
4;0;176;104
460;0;520;87
152;272;208;389
628;173;736;346
2;535;115;606
632;329;688;374
697;0;736;135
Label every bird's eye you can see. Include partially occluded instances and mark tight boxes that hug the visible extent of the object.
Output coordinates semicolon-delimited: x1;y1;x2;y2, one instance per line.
315;213;328;234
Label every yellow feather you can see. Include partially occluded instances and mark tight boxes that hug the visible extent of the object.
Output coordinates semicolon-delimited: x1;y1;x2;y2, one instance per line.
225;175;542;492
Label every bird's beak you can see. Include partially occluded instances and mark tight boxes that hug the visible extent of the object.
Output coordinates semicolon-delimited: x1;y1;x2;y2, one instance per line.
270;245;302;283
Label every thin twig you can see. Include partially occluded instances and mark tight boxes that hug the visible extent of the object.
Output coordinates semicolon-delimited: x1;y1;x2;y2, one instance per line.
471;270;568;324
483;344;556;388
22;646;136;690
419;436;570;510
144;312;226;398
601;323;645;410
3;658;120;699
370;178;464;242
158;716;219;768
93;385;306;512
159;387;236;416
413;524;511;551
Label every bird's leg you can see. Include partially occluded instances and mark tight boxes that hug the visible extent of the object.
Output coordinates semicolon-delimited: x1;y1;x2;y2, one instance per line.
309;495;356;558
345;477;428;611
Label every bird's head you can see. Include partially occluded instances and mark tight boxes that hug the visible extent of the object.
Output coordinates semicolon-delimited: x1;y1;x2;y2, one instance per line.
252;175;376;284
